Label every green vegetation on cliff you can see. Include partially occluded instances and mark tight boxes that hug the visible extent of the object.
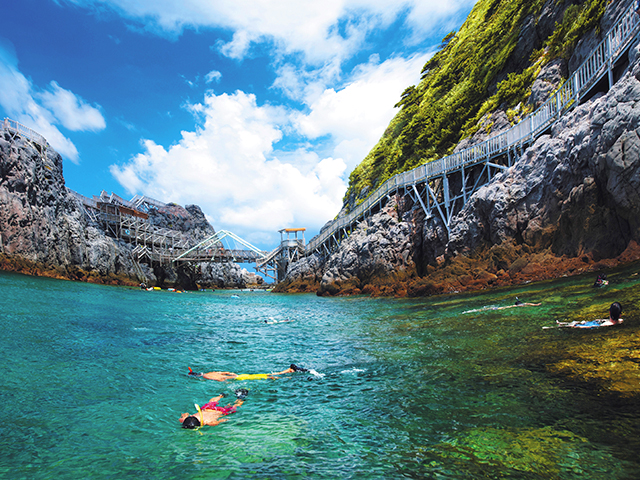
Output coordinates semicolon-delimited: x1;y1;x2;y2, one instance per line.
345;0;609;207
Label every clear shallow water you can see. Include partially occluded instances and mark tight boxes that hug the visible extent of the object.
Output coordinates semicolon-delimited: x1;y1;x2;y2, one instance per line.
1;265;639;479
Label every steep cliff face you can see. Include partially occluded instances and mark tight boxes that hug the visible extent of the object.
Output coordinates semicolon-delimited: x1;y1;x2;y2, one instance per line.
317;197;416;296
0;132;75;263
345;0;612;209
447;77;640;261
0;130;254;288
148;203;215;242
278;0;640;296
424;64;640;294
0;131;146;283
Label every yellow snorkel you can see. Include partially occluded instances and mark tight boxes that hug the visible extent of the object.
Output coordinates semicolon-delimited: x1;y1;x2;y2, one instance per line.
194;403;204;433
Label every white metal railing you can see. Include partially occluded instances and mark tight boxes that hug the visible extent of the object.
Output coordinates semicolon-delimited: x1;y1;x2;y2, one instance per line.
173;229;267;262
2;118;50;149
98;190;137;209
130;194;166;211
66;188;98;209
306;1;640;254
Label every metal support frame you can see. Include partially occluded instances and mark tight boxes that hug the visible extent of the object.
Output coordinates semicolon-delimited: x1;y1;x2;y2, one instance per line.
303;3;640;258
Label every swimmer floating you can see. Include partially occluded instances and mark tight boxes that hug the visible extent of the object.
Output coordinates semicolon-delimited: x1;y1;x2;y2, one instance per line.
180;389;249;429
545;302;623;329
188;364;308;381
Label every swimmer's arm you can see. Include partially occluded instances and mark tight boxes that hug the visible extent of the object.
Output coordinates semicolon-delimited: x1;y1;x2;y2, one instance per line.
556;320;576;326
271;367;295;375
598;318;624;327
208;417;228;426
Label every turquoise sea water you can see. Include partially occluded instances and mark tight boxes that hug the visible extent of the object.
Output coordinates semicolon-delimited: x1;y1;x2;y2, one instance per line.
1;264;640;479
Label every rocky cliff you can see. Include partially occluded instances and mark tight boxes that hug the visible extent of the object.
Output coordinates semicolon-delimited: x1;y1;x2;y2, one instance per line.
0;130;257;289
0;131;140;284
345;0;614;208
276;0;640;296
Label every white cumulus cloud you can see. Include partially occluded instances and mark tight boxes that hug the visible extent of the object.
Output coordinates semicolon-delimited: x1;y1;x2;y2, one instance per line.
294;53;431;170
111;51;430;240
110;90;346;242
37;81;106;132
0;40;105;163
63;0;477;65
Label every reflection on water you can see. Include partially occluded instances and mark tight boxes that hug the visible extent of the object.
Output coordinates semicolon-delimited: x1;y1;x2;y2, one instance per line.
0;261;639;479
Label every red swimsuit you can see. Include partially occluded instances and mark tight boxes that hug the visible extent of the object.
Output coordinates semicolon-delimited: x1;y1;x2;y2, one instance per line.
201;400;236;415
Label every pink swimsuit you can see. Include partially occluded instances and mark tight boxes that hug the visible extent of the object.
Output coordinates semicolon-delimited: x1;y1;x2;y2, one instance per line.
201;400;236;415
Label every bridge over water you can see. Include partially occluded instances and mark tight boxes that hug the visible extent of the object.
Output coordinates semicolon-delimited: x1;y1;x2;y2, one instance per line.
304;2;640;257
63;190;304;282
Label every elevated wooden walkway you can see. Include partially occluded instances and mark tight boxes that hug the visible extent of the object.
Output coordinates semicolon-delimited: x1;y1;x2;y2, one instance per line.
305;2;640;257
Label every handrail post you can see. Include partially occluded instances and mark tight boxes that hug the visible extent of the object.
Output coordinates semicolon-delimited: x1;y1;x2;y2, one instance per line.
606;35;614;90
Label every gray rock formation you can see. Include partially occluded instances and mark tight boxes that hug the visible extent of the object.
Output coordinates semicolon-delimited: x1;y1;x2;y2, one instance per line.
285;198;415;291
528;59;568;109
0;130;252;288
0;132;149;279
148;203;214;244
285;252;324;285
320;200;414;285
447;51;640;261
282;7;640;294
200;262;263;288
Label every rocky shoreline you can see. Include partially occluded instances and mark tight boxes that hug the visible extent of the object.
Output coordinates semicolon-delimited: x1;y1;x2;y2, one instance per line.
276;27;640;297
0;252;140;286
0;130;261;290
275;196;640;298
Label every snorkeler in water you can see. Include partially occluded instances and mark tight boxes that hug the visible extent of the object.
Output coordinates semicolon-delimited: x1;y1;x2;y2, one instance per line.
554;302;623;329
188;364;308;381
264;318;294;324
593;273;609;288
464;298;541;313
511;297;541;307
179;389;249;429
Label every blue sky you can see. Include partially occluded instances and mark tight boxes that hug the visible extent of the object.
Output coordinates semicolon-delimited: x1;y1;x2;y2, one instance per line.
0;0;477;250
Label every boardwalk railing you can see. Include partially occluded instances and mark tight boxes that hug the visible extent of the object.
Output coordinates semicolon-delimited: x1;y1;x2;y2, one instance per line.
130;194;167;211
2;118;50;149
306;1;640;255
67;188;98;210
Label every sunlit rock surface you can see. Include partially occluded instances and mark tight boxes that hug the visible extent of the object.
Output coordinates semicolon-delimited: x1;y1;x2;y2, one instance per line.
280;39;640;297
0;133;248;289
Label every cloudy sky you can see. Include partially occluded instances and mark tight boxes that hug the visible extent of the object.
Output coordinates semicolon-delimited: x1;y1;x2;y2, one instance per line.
0;0;477;249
